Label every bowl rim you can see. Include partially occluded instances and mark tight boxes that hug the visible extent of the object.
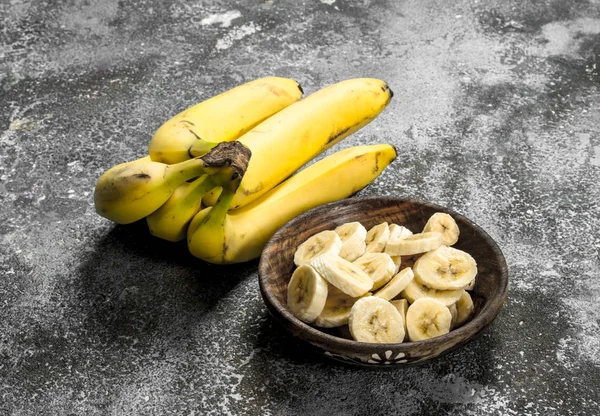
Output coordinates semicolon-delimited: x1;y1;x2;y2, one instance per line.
258;196;509;355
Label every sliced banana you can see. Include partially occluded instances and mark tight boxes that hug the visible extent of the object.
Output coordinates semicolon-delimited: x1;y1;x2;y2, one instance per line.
401;278;463;306
388;223;413;240
391;255;402;274
294;230;342;267
287;265;329;323
335;221;367;262
423;212;460;246
314;284;370;328
353;252;396;290
406;297;452;341
465;276;476;291
413;245;477;290
310;253;373;297
348;297;405;343
374;267;415;301
448;303;458;329
389;298;409;341
454;290;474;327
364;222;390;254
384;232;442;256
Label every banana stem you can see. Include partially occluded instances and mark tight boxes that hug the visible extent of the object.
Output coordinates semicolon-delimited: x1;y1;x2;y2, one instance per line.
183;175;219;206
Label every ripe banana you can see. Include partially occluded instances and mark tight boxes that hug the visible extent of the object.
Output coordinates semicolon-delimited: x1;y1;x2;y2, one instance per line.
412;245;478;290
94;141;250;224
364;222;390;254
314;284;370;328
406;297;453;341
373;267;415;301
146;175;218;242
311;253;373;298
287;264;329;323
148;77;303;164
422;212;460;246
353;252;396;290
389;298;409;340
348;296;406;343
401;278;463;306
335;222;367;262
294;230;342;267
454;290;474;327
186;143;397;264
387;223;412;272
226;78;393;209
384;232;442;256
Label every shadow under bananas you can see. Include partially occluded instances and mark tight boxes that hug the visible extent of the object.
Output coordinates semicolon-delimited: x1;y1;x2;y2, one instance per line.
72;219;257;352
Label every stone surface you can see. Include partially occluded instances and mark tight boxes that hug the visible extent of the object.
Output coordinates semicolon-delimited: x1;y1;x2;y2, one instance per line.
1;0;599;414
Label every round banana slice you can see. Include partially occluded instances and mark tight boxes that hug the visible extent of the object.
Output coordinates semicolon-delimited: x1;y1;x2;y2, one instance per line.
374;267;415;301
287;265;329;323
406;297;452;341
401;278;463;306
454;290;474;327
294;230;342;267
384;232;442;256
412;245;477;290
448;303;458;329
353;252;396;290
388;223;413;240
423;212;460;246
335;221;367;262
364;222;390;254
314;284;370;328
465;276;476;291
389;299;409;341
310;253;373;297
348;297;405;343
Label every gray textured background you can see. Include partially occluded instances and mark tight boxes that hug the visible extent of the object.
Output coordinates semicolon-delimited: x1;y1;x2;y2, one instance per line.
1;0;599;415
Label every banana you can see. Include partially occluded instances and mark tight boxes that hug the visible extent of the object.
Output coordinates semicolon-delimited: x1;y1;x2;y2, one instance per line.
373;267;415;301
310;253;373;297
365;222;390;254
314;284;370;328
293;230;343;267
384;232;442;256
389;298;409;340
465;277;476;291
401;278;463;306
146;175;218;242
406;297;453;341
335;222;367;262
187;144;397;264
148;77;303;164
287;265;329;323
412;245;478;290
387;223;412;273
94;141;250;224
228;78;393;209
448;303;458;329
353;252;396;290
454;290;474;327
348;296;405;343
422;212;460;246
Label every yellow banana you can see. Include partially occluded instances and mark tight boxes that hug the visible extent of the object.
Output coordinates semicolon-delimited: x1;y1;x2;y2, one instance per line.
187;143;397;264
145;174;219;242
204;78;392;210
94;141;251;224
148;77;303;164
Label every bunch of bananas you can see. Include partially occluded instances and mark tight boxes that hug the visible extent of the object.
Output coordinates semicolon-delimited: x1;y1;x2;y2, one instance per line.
94;76;397;264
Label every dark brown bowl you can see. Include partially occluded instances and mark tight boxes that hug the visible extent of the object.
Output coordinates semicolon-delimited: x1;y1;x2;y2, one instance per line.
258;197;509;367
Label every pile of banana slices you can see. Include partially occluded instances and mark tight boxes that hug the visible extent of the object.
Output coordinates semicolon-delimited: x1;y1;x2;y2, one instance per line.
287;212;477;343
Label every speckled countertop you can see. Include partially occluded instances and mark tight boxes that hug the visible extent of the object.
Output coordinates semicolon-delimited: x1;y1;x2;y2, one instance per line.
1;0;599;415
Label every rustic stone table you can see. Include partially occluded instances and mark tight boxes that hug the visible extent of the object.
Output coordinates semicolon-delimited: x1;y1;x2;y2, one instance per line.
1;0;599;414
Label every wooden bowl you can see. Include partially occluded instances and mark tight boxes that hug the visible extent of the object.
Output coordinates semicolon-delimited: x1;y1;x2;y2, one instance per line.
258;197;509;367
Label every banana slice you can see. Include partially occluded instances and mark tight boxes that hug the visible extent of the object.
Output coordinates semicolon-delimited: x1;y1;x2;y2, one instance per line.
384;232;442;256
353;252;396;290
335;221;367;262
448;303;458;329
423;212;460;246
387;224;412;273
364;222;390;254
465;276;476;291
390;298;409;340
412;245;477;290
348;297;405;343
374;267;415;301
294;230;342;267
310;253;373;297
406;297;453;341
454;290;474;327
287;265;329;323
401;278;463;306
314;284;370;328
